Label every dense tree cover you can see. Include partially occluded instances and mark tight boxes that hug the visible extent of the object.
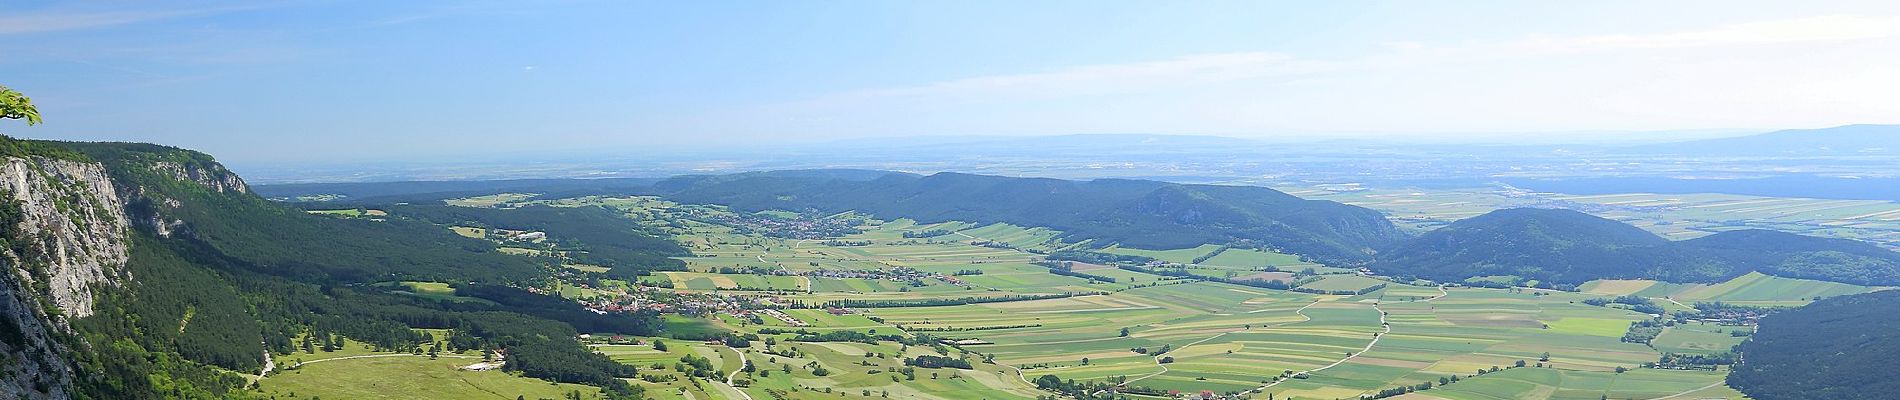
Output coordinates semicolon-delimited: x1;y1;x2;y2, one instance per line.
1037;261;1119;283
449;284;662;335
1675;229;1900;286
1728;290;1900;400
654;171;1404;264
1583;295;1665;315
0;141;655;398
1045;251;1156;265
389;204;687;271
903;355;972;369
66;142;550;284
1371;208;1900;285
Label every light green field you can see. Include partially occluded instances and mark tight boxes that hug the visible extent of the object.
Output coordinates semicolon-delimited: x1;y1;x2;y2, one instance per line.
444;193;539;208
1581;271;1873;307
1100;244;1225;264
956;222;1064;250
346;195;1771;400
1396;367;1744;400
1297;275;1388;292
261;356;602;400
1651;322;1749;356
448;226;486;238
1198;247;1318;269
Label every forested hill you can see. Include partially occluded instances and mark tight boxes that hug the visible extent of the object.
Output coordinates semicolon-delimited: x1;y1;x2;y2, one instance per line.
1728;289;1900;400
654;170;1406;264
1371;208;1900;286
0;139;659;399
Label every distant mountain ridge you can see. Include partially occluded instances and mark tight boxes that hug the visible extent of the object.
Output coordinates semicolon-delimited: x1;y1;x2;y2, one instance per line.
1632;124;1900;156
654;170;1407;265
1372;208;1900;286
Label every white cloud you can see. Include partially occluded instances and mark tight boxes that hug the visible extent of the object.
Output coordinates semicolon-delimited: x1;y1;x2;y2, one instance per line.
0;8;241;35
814;52;1333;102
754;14;1900;137
1490;15;1900;53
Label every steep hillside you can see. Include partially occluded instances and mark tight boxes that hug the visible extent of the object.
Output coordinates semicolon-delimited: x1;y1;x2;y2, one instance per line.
1729;289;1900;400
0;137;661;399
1371;208;1900;286
657;171;1405;264
0;149;128;398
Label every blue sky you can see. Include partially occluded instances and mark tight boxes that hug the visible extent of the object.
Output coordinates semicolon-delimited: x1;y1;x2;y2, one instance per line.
3;1;1900;164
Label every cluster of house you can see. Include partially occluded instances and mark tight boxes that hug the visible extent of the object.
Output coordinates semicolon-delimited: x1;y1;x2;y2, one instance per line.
577;284;784;317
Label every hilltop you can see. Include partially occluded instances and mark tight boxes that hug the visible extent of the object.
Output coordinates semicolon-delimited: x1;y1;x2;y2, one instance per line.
1372;208;1900;286
654;170;1407;264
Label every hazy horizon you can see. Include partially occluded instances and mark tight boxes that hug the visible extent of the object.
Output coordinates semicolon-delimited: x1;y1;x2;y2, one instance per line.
6;1;1900;165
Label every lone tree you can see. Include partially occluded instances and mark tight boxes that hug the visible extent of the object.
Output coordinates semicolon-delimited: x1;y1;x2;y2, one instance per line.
0;85;40;126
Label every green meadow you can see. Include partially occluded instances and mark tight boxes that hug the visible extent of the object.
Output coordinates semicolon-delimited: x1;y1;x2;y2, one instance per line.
340;197;1778;400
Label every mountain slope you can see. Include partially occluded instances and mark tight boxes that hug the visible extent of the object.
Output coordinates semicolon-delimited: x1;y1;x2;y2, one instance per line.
0;137;664;399
1679;229;1900;285
1369;208;1681;284
1371;208;1900;286
1728;289;1900;400
655;171;1405;264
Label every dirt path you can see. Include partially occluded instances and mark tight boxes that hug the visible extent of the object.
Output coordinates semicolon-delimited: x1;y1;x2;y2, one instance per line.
1647;380;1728;400
1245;299;1396;397
245;349;276;384
722;349;756;400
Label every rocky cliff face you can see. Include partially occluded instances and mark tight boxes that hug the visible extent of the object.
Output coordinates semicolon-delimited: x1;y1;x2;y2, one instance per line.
124;158;247;239
0;155;131;399
149;159;249;195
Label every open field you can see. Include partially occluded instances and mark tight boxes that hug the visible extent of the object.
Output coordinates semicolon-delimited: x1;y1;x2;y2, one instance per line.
378;195;1770;399
1652;322;1750;356
1298;275;1388;292
1101;244;1226;264
262;355;601;400
1393;367;1744;400
1581;271;1875;306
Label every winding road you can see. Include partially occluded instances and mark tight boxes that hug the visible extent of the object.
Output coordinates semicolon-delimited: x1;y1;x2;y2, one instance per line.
721;348;756;400
1116;299;1324;391
1243;285;1446;397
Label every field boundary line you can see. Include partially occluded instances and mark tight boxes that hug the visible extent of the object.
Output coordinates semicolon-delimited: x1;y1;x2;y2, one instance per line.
1320;285;1443;398
1246;299;1392;397
1120;299;1323;389
1647;380;1726;400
